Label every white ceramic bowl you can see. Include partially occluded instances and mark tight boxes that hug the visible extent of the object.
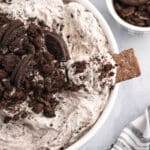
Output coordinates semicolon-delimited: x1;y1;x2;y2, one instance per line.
67;0;119;149
106;0;150;34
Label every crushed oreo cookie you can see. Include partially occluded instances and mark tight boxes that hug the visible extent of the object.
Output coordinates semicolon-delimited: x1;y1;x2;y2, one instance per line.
0;13;83;122
114;0;150;27
72;61;86;74
45;32;69;61
99;63;114;81
3;116;12;123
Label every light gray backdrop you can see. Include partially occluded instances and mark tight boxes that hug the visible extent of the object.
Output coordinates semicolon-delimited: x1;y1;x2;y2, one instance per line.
81;0;150;150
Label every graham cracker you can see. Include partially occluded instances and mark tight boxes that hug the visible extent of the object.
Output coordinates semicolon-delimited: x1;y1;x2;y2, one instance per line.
113;48;141;83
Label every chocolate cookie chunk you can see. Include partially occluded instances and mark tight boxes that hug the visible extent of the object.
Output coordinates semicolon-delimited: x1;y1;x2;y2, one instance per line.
45;32;69;62
0;13;10;27
27;23;43;51
72;61;86;74
1;0;12;4
11;55;33;88
1;20;24;46
2;54;20;72
0;69;8;79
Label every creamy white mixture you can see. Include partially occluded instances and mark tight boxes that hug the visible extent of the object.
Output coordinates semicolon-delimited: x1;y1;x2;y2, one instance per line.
0;0;116;149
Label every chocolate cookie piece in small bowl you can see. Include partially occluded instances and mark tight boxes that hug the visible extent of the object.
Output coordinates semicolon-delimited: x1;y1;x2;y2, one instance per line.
106;0;150;33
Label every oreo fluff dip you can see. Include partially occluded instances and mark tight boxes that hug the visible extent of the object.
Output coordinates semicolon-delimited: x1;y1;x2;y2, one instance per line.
0;0;117;149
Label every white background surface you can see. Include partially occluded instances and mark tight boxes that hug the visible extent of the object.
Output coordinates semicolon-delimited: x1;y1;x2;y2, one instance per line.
81;0;150;150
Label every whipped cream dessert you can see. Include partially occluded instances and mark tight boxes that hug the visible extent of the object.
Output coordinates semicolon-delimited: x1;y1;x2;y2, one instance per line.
0;0;117;149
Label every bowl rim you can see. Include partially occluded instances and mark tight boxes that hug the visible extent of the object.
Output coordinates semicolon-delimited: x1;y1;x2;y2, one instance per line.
106;0;150;32
67;0;119;150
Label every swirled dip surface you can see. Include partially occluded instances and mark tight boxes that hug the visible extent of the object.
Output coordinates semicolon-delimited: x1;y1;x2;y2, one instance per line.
0;0;117;149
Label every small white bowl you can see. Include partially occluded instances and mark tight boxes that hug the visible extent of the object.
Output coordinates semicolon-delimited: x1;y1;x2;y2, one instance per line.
106;0;150;34
67;0;119;150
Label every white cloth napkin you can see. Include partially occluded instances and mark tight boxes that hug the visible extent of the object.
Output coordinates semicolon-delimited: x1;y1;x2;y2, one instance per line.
111;107;150;150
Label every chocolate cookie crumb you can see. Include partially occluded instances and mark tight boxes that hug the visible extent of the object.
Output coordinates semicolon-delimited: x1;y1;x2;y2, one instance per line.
43;106;55;118
72;61;86;74
3;116;12;123
109;72;115;77
103;64;113;72
0;69;8;79
32;103;44;114
21;111;28;119
71;13;74;18
12;114;20;121
1;0;12;4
